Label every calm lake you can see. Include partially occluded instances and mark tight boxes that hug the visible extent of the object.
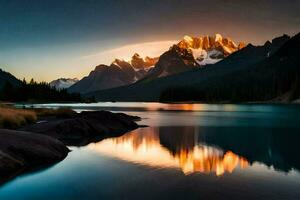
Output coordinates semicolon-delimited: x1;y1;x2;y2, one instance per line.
2;103;300;200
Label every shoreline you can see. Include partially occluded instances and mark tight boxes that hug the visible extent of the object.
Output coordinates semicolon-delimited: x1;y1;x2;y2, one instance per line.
0;129;69;185
0;108;141;185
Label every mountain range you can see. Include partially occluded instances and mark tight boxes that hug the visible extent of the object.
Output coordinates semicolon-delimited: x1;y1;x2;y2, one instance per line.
68;34;243;93
85;33;300;102
1;33;299;103
68;53;158;93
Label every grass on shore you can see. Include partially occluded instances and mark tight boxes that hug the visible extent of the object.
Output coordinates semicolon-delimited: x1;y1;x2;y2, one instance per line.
0;107;37;129
0;105;76;129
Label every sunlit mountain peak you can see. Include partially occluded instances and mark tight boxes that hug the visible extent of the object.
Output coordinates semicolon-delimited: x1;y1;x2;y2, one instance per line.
183;35;194;44
177;33;246;66
214;33;223;42
110;53;158;71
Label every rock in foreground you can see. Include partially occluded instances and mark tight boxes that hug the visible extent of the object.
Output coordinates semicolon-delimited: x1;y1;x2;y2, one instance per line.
0;129;69;184
22;110;141;146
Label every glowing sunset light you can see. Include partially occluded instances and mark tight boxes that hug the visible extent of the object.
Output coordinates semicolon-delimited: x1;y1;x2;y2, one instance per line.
81;40;177;62
144;103;202;111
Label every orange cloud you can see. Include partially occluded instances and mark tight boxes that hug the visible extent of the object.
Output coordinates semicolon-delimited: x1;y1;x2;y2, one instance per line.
80;40;177;63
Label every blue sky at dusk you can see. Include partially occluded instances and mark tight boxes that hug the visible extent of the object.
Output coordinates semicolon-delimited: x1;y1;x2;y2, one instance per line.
0;0;299;81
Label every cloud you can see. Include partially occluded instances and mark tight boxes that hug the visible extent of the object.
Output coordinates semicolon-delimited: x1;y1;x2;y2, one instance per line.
80;40;177;63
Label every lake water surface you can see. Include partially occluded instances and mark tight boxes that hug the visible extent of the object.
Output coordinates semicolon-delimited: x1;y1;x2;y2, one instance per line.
2;103;300;199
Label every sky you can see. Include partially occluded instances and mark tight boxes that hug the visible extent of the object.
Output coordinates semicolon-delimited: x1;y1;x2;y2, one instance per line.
0;0;299;82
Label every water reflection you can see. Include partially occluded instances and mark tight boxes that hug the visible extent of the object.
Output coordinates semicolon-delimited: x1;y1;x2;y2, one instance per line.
23;102;300;114
89;125;300;176
2;104;300;200
88;127;249;176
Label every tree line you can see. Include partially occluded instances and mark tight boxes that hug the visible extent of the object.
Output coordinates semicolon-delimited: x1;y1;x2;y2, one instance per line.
0;78;82;102
160;66;300;103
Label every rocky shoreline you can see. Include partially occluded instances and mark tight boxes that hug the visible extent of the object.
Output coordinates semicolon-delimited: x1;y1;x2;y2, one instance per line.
21;110;141;146
0;110;141;184
0;129;69;184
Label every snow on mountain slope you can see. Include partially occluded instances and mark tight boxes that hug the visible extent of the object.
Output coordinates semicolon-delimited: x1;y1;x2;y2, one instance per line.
50;78;79;90
178;34;246;66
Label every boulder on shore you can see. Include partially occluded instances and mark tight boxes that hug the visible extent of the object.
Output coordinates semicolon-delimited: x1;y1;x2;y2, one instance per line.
0;110;140;184
0;129;69;184
21;110;141;146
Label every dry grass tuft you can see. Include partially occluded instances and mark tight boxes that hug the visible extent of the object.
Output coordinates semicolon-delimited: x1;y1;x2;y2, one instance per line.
0;107;37;129
0;105;76;129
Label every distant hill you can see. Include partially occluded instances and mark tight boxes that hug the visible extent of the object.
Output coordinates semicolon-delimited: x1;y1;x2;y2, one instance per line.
50;78;79;90
0;69;81;102
68;54;157;94
0;69;22;90
86;34;296;102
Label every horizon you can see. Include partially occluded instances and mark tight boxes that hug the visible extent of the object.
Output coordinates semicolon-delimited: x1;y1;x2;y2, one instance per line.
0;0;299;82
1;32;297;83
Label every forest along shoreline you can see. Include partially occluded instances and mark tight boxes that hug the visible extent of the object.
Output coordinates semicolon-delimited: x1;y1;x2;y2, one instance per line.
0;105;141;185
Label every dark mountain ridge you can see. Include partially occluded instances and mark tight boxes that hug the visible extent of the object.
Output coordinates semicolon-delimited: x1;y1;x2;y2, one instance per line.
0;68;22;90
138;45;200;82
68;53;156;94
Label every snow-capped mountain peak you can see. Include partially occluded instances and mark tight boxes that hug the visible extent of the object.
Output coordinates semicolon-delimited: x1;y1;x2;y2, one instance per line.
50;78;79;90
177;34;246;65
214;33;223;42
183;35;194;44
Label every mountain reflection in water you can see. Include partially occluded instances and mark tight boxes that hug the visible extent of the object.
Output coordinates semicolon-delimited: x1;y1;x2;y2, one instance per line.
88;127;249;176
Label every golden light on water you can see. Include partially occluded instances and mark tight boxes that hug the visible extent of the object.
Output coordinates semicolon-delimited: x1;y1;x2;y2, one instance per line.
88;128;248;176
175;149;248;175
144;103;203;111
